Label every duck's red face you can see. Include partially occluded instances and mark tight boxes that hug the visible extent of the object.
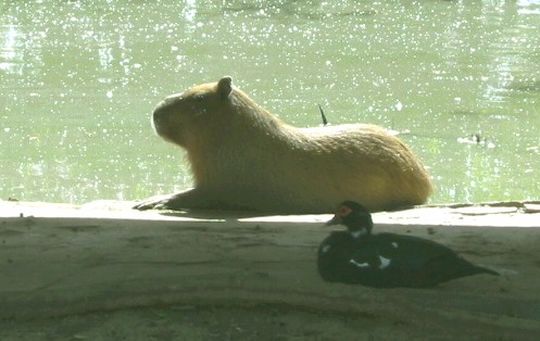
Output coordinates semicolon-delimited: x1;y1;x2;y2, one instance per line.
326;203;353;226
325;201;373;237
338;205;353;217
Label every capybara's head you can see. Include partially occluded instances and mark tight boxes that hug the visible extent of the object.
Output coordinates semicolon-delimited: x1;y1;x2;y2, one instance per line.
152;76;233;147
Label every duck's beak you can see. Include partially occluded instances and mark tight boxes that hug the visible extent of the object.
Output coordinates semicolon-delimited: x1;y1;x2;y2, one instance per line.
325;214;342;226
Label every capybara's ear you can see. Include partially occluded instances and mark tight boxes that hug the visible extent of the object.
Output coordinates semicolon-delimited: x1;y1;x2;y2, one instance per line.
217;76;233;99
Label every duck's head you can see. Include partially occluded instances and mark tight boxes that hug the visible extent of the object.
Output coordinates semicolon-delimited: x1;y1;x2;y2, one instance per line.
326;201;373;237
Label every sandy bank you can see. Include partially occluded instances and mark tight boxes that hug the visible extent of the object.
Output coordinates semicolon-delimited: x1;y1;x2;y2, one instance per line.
1;200;539;340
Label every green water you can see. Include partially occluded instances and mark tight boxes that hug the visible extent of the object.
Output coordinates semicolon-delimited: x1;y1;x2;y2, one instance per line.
1;0;539;206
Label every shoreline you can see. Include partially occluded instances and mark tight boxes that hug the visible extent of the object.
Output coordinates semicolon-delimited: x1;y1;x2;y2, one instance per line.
2;199;539;226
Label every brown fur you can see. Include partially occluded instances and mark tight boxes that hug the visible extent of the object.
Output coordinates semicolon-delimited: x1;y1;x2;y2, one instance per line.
135;76;432;213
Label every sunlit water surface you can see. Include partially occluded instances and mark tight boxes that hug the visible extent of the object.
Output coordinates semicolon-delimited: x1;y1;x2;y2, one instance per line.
1;0;539;205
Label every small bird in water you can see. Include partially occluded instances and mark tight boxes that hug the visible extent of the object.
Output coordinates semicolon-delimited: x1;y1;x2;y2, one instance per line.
318;201;499;288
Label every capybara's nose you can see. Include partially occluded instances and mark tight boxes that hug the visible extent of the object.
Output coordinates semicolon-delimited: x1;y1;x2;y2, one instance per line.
152;107;162;124
153;94;181;124
151;105;170;136
152;101;169;125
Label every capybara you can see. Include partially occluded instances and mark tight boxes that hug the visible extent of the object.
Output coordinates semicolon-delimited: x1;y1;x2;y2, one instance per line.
134;76;432;213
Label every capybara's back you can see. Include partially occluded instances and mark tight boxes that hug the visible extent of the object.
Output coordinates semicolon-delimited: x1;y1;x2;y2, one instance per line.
273;124;433;212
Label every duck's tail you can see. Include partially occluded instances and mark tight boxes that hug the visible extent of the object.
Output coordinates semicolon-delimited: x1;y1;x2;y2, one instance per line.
473;265;499;276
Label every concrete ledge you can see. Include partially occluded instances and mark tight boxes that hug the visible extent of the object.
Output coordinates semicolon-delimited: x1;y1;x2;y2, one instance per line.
1;200;539;339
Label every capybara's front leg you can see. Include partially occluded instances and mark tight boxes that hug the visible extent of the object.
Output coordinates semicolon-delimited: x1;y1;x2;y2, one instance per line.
133;188;207;210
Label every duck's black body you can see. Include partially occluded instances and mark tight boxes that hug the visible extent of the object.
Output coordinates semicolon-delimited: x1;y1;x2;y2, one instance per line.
318;201;499;288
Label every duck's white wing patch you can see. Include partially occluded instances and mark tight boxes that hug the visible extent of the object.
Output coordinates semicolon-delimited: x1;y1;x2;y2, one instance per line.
321;244;331;253
378;255;391;269
349;259;370;268
351;229;368;239
391;242;399;248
